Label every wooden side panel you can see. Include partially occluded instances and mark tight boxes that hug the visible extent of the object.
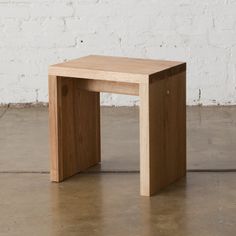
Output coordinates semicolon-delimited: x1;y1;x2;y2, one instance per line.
139;82;150;196
149;71;186;195
74;86;101;170
49;75;61;182
49;76;100;182
149;78;166;195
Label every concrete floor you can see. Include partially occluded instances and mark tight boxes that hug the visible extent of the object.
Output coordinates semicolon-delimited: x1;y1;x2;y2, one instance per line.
0;106;236;235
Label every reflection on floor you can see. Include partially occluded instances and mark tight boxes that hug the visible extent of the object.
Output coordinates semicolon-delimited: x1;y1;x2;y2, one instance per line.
0;106;236;235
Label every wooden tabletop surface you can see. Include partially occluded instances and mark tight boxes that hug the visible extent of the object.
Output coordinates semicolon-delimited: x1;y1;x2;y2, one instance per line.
49;55;186;83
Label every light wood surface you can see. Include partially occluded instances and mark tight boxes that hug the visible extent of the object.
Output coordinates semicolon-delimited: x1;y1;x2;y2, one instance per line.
76;78;139;96
139;81;150;195
139;71;186;196
49;55;186;84
49;75;60;181
49;55;186;196
49;76;100;182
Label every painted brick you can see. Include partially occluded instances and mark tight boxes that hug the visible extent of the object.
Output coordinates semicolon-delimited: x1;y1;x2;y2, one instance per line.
0;0;236;105
0;4;29;18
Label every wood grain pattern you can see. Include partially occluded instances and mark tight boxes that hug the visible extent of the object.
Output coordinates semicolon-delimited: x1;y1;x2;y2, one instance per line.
49;55;186;196
49;75;60;181
139;82;150;196
49;55;186;84
76;78;139;96
49;76;100;182
148;71;186;195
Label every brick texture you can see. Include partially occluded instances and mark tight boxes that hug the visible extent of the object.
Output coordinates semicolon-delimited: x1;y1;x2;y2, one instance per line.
0;0;236;105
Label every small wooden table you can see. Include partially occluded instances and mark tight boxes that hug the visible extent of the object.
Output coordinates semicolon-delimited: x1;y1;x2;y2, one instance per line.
48;55;186;196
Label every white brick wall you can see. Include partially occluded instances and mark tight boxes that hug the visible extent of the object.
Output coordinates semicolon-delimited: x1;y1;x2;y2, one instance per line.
0;0;236;106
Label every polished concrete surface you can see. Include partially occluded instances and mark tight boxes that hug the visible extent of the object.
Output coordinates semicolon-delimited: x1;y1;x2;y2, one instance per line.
1;173;236;236
1;106;236;172
0;106;236;235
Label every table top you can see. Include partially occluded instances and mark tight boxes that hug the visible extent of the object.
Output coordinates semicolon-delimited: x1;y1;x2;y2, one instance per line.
49;55;186;84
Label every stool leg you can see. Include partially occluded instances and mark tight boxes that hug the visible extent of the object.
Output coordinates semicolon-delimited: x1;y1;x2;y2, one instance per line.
139;72;186;196
49;76;101;182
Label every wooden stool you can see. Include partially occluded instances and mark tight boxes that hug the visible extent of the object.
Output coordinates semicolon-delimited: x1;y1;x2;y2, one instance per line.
48;55;186;196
